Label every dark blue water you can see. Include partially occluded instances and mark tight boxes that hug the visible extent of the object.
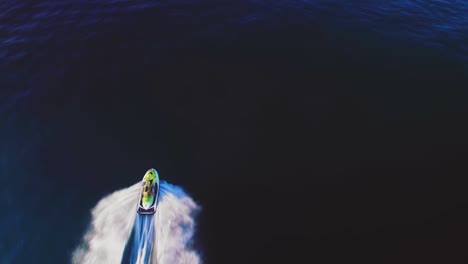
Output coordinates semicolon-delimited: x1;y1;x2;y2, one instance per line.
1;1;468;263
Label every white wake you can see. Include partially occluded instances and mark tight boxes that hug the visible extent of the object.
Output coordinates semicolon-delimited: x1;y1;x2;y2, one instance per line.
72;181;201;264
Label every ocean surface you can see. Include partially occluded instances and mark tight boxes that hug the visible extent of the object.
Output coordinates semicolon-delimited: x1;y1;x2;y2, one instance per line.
1;1;468;263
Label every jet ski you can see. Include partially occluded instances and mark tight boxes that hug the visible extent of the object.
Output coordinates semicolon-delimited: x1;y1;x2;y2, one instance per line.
137;168;160;214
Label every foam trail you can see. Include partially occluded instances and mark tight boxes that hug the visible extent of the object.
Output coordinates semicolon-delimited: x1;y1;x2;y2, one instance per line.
125;214;155;264
72;181;201;264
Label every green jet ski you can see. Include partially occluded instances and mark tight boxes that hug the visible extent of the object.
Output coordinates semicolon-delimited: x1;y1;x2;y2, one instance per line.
137;168;160;214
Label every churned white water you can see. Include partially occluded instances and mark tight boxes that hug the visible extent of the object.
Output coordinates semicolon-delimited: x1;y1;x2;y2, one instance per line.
72;181;201;264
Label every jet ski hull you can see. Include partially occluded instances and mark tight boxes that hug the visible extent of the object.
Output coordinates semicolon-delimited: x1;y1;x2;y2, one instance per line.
137;168;159;215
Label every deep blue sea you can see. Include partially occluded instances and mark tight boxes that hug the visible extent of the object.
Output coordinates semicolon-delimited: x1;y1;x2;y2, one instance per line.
1;1;468;263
